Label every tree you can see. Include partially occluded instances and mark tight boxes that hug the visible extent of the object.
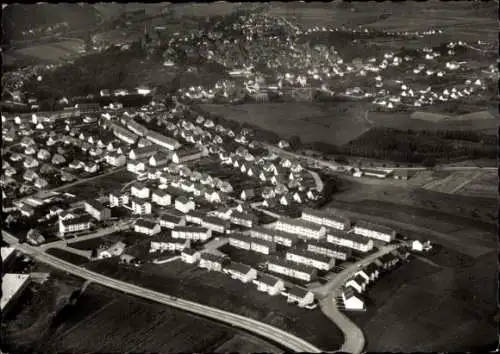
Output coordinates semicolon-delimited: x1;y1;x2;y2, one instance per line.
422;157;437;167
289;135;302;150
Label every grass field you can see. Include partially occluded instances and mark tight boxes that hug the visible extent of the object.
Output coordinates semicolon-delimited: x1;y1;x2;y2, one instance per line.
421;170;483;194
57;169;136;199
86;257;343;351
7;39;84;64
45;248;89;265
347;249;497;352
200;102;371;146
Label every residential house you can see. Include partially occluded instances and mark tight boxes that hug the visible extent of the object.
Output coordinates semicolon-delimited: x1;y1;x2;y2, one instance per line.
151;189;172;206
69;160;84;170
129;146;158;160
229;211;256;228
224;262;257;283
59;215;92;236
205;188;222;204
171;226;212;242
109;191;129;207
326;229;374;252
275;218;326;240
345;275;367;293
23;169;39;182
342;286;365;310
209;206;233;220
286;286;315;308
24;145;36;155
181;248;202;264
199;253;230;272
267;257;317;282
159;213;186;229
228;233;252;250
307;240;352;261
175;196;195;213
150;234;189;252
353;220;396;243
131;183;150;199
171;147;205;164
240;188;256;201
273;229;299;247
131;197;152;215
250;227;275;243
34;177;48;189
134;219;161;235
286;248;335;271
201;216;230;234
185;210;205;225
149;152;170;167
98;241;127;259
252;273;285;296
127;160;146;174
23;157;39;169
105;152;126;167
84;163;99;173
37;149;51;161
146;130;181;151
84;199;111;221
251;239;276;255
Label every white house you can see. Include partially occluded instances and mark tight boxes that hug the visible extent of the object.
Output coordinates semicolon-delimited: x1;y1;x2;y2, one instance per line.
127;160;146;174
267;257;317;282
353;220;396;243
158;214;186;229
171;147;205;164
228;233;252;250
342;286;365;310
223;262;257;283
131;183;150;199
151;189;172;206
345;275;367;293
286;286;315;308
286;248;335;271
252;273;285;296
199;253;230;272
134;219;161;235
181;248;201;264
171;226;212;242
175;196;195;213
327;230;374;253
59;216;92;236
131;198;152;215
275;218;326;240
109;192;129;207
250;239;276;255
201;216;230;234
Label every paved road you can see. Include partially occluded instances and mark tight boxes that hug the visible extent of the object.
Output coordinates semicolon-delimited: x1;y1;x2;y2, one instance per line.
311;244;400;354
2;230;322;353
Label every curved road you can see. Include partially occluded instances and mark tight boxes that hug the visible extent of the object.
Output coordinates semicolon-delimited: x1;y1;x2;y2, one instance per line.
3;230;322;353
311;244;400;354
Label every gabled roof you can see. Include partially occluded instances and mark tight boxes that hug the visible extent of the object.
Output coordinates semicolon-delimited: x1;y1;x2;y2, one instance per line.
159;213;183;224
287;248;332;263
355;220;395;235
288;285;310;299
84;199;107;211
60;215;92;226
228;232;252;243
225;262;253;275
257;273;282;287
172;226;208;233
200;252;230;263
134;219;158;229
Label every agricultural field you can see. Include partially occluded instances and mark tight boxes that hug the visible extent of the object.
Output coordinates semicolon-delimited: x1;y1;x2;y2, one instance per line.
3;269;282;354
347;248;497;352
453;169;498;198
5;39;85;64
200;102;372;146
420;170;483;194
86;257;344;351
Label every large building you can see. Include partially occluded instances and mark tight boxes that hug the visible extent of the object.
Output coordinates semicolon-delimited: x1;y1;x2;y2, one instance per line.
250;227;274;243
130;197;152;215
59;215;92;236
112;123;139;145
146;130;181;151
150;234;189;252
267;257;317;282
286;248;335;271
250;239;276;255
228;233;252;250
158;213;186;229
151;188;172;206
84;199;111;221
229;211;256;228
272;229;300;247
171;147;205;164
301;208;351;231
353;220;396;243
275;218;326;240
171;226;212;242
327;229;374;253
109;191;129;208
129;146;158;160
306;240;352;261
201;216;230;234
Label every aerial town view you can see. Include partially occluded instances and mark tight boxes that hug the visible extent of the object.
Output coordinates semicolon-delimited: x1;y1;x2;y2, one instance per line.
1;2;498;353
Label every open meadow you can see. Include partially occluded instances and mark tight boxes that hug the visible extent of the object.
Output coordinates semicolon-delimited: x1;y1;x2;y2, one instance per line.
200;102;372;146
4;39;84;65
347;249;497;352
86;257;344;351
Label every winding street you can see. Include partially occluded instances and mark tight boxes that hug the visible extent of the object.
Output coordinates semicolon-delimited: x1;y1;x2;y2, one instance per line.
2;230;321;353
310;244;401;354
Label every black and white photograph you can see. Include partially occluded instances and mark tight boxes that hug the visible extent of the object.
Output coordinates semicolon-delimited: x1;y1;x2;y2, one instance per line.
1;2;498;353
